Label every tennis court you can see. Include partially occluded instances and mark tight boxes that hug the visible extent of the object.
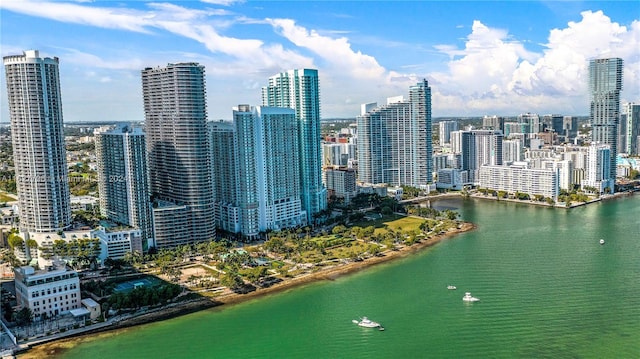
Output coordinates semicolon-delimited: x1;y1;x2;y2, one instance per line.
113;277;159;293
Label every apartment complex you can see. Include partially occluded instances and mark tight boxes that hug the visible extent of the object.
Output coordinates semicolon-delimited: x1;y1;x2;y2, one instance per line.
357;80;433;188
479;164;560;201
210;106;305;239
142;63;215;247
94;124;154;250
589;57;623;181
3;50;72;232
262;69;327;223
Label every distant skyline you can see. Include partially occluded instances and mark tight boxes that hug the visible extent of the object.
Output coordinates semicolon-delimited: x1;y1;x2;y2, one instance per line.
1;0;639;123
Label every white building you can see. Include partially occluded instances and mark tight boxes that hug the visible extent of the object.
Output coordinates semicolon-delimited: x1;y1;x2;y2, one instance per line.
503;139;524;163
3;50;72;232
439;120;458;145
436;168;467;190
93;225;143;261
583;143;614;193
479;163;559;201
357;80;433;188
94;124;154;251
324;167;358;204
210;105;306;239
14;265;81;320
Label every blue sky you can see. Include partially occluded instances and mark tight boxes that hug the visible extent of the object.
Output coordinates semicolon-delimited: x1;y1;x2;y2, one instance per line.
1;0;639;122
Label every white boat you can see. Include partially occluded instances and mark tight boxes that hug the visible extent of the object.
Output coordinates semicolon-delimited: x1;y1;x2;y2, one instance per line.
353;317;384;330
447;285;457;290
462;292;480;302
599;239;605;245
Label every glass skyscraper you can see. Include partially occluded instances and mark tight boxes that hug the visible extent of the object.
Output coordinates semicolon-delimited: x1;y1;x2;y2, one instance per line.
3;50;72;232
262;69;327;223
142;63;215;247
589;57;623;182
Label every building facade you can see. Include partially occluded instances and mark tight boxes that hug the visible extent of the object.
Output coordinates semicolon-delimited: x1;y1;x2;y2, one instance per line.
589;57;623;181
479;164;559;201
439;120;458;145
324;167;358;204
94;124;154;250
142;63;215;247
262;69;327;223
583;143;614;193
14;265;80;320
624;103;640;155
357;80;433;188
210;106;305;239
3;50;72;232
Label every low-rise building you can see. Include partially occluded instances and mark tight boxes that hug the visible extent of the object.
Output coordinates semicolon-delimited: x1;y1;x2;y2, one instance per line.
93;224;142;261
14;265;81;320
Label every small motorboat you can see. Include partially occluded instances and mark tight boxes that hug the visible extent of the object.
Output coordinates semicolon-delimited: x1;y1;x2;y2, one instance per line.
599;239;605;245
353;317;384;330
462;292;480;302
447;285;457;290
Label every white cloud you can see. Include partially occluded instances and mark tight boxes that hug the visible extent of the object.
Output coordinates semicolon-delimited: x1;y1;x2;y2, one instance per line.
430;12;640;116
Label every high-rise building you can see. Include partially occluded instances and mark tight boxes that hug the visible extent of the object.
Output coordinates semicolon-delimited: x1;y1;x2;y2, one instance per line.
357;80;433;188
584;143;614;193
624;103;640;155
262;69;327;223
3;50;72;233
142;63;215;247
518;113;541;134
210;106;305;239
482;115;504;133
589;57;623;181
94;124;154;250
451;129;503;184
439;120;459;145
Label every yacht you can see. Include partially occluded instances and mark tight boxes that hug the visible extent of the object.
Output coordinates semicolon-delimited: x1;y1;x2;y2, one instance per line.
353;317;384;330
447;285;457;290
599;239;605;245
462;292;480;302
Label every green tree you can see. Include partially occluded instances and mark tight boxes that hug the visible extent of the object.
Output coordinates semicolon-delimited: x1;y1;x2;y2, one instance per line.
15;307;33;326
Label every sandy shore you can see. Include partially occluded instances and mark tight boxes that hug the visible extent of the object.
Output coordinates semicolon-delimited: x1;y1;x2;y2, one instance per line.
18;221;475;358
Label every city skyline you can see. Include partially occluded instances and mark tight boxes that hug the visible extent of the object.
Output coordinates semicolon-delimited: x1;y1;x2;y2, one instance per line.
1;1;639;123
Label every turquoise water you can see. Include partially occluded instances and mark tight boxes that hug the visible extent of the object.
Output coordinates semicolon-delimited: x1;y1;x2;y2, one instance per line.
59;195;640;358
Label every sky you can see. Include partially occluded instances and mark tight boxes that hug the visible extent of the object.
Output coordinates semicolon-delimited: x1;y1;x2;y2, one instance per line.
1;0;639;123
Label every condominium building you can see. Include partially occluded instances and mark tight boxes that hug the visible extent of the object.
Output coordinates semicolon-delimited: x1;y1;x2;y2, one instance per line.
262;69;327;223
479;164;559;201
14;265;80;320
482;115;504;133
624;103;640;155
3;50;72;232
439;120;458;145
503;139;524;163
92;225;143;261
141;63;215;247
323;167;358;204
518;113;542;134
589;57;623;181
210;106;305;239
451;129;503;184
583;143;614;193
357;80;433;188
94;124;154;250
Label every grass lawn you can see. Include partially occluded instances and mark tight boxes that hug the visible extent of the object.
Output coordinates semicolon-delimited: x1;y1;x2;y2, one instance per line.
0;193;16;202
371;215;425;236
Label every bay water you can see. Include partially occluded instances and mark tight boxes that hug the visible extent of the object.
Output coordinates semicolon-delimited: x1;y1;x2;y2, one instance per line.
58;195;640;358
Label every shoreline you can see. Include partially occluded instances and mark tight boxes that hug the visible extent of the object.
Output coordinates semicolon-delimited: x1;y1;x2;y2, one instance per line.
17;221;475;358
